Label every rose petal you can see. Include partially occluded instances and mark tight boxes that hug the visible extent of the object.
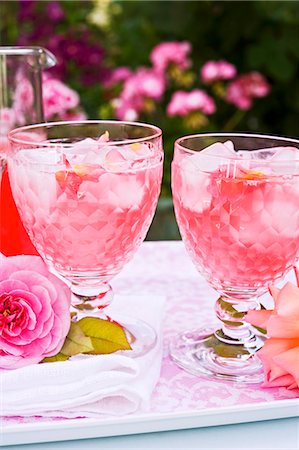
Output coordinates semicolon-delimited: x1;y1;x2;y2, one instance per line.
0;337;24;355
257;338;299;389
31;285;53;324
262;373;296;389
0;279;28;292
273;346;299;389
267;315;299;339
1;255;49;281
1;292;40;341
245;309;272;329
275;282;299;317
268;285;281;306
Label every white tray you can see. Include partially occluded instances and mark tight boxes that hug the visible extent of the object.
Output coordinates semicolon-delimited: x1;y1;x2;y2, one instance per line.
2;243;299;447
2;398;299;446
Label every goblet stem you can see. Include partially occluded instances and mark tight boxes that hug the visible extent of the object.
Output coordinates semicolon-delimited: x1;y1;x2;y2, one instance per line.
169;294;266;383
71;282;113;320
214;296;262;346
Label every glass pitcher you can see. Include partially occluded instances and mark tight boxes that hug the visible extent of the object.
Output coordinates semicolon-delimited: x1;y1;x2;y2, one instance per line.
0;46;56;256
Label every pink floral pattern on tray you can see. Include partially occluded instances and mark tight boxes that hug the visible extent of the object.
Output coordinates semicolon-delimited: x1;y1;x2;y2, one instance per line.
2;241;298;426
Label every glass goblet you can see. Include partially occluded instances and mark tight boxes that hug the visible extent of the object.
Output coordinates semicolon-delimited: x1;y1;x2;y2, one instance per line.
170;133;299;383
8;120;163;354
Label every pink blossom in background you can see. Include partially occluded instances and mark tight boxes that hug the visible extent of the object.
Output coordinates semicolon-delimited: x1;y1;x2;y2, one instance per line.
59;110;87;121
226;71;270;110
45;0;64;22
134;68;165;100
166;91;189;116
113;96;141;122
167;89;216;117
12;73;86;123
42;75;80;120
246;270;299;390
104;67;133;88
122;68;165;101
0;253;71;370
150;41;192;73
113;68;165;120
12;76;34;125
200;60;237;83
0;108;16;135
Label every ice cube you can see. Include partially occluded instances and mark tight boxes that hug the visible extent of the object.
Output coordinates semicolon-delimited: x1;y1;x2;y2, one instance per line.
64;138;98;155
180;141;238;173
238;146;299;161
239;145;299;175
268;146;299;161
15;148;61;165
9;150;58;210
269;145;299;175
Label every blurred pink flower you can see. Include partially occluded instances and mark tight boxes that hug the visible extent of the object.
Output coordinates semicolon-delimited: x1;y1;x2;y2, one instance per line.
123;68;165;101
200;60;237;83
104;67;133;88
150;41;192;73
0;253;71;370
42;76;80;120
12;76;34;125
59;110;87;121
113;97;141;122
246;268;299;390
113;68;165;120
167;89;216;116
0;108;16;135
226;72;270;110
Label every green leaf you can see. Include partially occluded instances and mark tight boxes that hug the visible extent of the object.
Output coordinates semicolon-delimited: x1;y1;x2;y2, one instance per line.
204;334;250;358
253;325;267;335
59;322;94;356
218;297;245;319
42;353;70;363
77;317;132;354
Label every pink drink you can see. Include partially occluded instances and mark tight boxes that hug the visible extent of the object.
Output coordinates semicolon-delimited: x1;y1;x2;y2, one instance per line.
9;143;163;281
172;160;299;290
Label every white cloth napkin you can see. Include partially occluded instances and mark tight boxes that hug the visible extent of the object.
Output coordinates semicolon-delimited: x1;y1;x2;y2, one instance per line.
0;294;165;418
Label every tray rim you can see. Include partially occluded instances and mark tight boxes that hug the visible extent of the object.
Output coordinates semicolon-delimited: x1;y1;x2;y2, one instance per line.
2;397;299;447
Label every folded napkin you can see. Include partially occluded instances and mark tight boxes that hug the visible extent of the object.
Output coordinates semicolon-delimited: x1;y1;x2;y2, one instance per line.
1;294;165;418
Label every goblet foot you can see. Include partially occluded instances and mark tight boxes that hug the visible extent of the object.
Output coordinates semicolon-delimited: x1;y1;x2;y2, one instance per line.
70;282;156;357
169;326;264;383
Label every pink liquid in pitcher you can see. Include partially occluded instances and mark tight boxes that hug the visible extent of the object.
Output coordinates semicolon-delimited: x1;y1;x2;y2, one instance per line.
172;161;299;289
0;138;38;256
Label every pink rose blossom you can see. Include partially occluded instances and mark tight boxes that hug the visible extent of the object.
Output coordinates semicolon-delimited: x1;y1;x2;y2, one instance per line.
200;60;237;83
226;72;270;110
150;41;192;73
167;89;216;117
0;253;71;369
246;268;299;389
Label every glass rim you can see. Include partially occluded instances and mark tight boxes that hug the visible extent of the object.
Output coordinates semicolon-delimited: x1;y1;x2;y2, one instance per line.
175;132;299;162
8;120;163;147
